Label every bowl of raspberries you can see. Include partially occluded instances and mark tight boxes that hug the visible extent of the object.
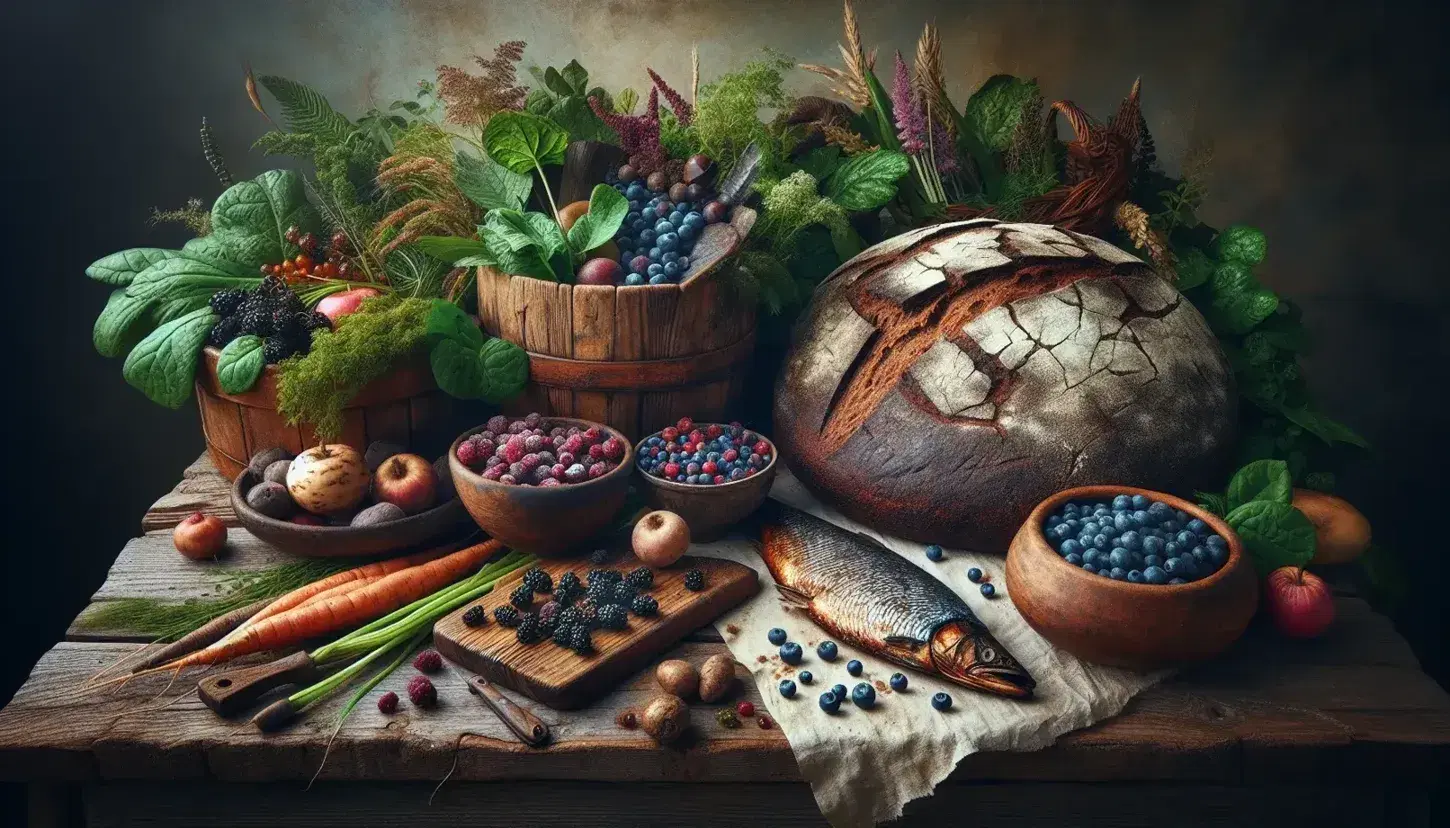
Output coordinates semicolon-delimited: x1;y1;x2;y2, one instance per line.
449;414;635;557
633;417;778;541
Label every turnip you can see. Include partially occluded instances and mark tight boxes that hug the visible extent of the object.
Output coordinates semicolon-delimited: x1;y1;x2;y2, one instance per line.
286;444;370;515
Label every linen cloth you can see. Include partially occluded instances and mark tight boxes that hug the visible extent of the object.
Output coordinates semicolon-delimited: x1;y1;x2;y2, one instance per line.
700;471;1166;827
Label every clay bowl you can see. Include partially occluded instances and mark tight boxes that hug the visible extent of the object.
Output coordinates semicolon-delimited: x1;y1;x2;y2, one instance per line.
632;426;778;542
1005;485;1259;671
231;468;471;558
449;417;634;558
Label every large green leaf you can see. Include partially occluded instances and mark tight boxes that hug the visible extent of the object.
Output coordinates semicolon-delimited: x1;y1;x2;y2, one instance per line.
454;151;532;211
126;256;261;323
1208;260;1279;335
826;149;912;211
544;95;617;144
482;111;568;175
415;235;494;266
425;300;484;350
1215;225;1268;266
1174;247;1215;291
965;75;1039;154
560;60;589;95
93;289;154;358
566;184;629;254
122;307;217;408
543;66;575;97
429;336;528;402
86;248;181;287
1226;458;1292;511
216;335;266;394
257;75;353;139
477;338;529;402
1226;499;1317;576
1278;405;1370;448
209;170;320;268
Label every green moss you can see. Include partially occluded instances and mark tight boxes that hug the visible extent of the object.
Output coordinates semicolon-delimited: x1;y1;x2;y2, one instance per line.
658;111;699;161
692;52;796;180
756;171;850;259
276;295;433;440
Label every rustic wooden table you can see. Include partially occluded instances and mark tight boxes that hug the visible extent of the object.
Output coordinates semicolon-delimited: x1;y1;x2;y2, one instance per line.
2;456;1448;827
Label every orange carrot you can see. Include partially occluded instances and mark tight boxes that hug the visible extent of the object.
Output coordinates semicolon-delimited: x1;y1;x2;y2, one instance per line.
294;574;384;610
236;544;453;630
168;540;502;668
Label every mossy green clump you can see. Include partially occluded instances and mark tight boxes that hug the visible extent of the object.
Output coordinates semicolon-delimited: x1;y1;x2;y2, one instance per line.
755;171;850;257
276;294;433;440
691;51;797;181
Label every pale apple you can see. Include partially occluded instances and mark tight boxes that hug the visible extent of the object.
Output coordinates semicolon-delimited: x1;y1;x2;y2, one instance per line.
372;453;438;514
316;287;382;322
632;510;690;567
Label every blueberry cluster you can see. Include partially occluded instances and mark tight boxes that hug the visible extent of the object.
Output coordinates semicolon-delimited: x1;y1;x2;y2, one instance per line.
636;417;773;485
1043;494;1229;585
608;171;729;286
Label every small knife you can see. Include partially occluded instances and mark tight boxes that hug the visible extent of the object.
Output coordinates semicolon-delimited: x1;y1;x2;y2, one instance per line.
466;676;551;747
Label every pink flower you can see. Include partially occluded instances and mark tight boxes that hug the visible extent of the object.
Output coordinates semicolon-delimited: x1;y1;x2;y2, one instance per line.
930;115;958;174
891;51;925;154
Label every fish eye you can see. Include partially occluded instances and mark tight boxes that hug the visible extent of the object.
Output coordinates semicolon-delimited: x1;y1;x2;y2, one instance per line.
979;646;996;663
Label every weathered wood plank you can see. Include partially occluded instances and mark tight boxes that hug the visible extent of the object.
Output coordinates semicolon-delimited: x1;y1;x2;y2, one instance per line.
142;454;235;532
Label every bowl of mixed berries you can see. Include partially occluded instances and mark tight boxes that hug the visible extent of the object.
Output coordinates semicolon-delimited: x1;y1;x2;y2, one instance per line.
633;417;777;541
449;413;635;557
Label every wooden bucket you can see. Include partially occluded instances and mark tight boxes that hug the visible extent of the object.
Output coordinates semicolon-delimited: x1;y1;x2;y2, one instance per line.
195;347;478;480
474;209;757;440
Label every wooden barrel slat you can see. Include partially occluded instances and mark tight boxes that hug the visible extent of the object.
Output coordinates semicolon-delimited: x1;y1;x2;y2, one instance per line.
475;207;757;440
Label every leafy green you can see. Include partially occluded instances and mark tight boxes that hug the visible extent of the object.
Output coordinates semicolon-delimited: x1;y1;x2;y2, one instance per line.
479;208;566;281
1225;499;1317;575
257;75;353;139
798;146;842;183
692;52;796;181
483;111;569;175
93;290;154;358
125;256;259;324
208;170;320;269
826;149;911;211
425;301;484;350
1226;458;1292;511
122;307;218;408
427;302;528;403
415;236;493;266
965;75;1039;154
1278;405;1370;448
216;335;266;394
559;60;589;95
1215;225;1267;265
1175;247;1215;291
86;249;183;287
524;60;617;144
454;150;532;211
1208;260;1279;335
566;184;629;254
1196;491;1229;517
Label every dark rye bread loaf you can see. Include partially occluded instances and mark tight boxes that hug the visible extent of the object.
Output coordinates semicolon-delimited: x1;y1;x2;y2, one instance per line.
773;220;1236;551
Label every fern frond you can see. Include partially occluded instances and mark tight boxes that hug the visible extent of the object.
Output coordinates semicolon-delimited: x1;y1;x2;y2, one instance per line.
257;75;354;138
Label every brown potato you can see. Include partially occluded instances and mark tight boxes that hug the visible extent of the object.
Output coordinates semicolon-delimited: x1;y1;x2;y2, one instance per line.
1293;488;1372;565
698;653;737;703
642;694;688;744
655;659;700;699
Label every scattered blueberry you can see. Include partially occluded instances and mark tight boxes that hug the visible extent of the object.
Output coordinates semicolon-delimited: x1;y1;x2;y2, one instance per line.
779;679;797;699
831;683;848;701
798;670;814;685
817;641;838;661
846;659;863;677
768;628;788;645
780;642;803;665
819;690;842;713
980;583;996;598
925;544;944;562
967;567;983;583
931;692;953;711
889;673;908;691
851;683;877;709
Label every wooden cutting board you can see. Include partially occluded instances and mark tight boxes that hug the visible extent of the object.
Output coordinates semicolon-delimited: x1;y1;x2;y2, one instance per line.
434;554;759;710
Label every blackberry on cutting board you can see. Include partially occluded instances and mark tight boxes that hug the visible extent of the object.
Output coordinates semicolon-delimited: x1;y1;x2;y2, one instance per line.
597;603;628;630
522;567;554;594
684;569;706;591
515;614;543;644
494;606;521;627
624;567;654;591
569;626;595;654
588;569;622;590
555;607;583;631
552;623;577;647
509;584;534;609
610;582;638;606
461;605;488;627
630;594;659;617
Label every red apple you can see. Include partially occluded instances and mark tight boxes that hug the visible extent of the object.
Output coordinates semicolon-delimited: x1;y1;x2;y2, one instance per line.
316;287;382;322
372;453;438;514
632;510;690;567
577;257;622;286
173;512;226;560
1265;566;1335;638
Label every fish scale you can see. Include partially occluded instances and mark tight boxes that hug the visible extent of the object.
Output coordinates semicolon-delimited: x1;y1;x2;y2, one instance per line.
761;504;1035;699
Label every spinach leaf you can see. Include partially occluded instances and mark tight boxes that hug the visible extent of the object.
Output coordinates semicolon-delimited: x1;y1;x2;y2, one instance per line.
122;307;218;408
1226;458;1292;511
216;335;266;394
425;300;484;350
454;151;531;211
1174;247;1215;291
1196;491;1229;517
429;336;528;403
543;66;575;97
415;236;494;266
966;75;1039;154
1278;405;1370;448
1226;499;1317;576
543;95;617;144
559;60;589;95
209;170;320;269
798;146;842;183
566;184;629;254
86;248;181;287
483;209;566;262
126;256;260;323
1208;260;1279;334
1215;225;1268;266
524;88;554;115
93;289;154;358
483;112;568;176
826;149;912;211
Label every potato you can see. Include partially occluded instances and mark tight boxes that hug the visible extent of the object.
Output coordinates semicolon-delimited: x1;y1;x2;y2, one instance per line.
286;444;369;515
698;654;737;703
642;694;688;744
655;659;700;699
1294;489;1372;565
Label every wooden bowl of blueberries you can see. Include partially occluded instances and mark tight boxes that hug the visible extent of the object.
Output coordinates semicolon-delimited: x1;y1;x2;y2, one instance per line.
1005;485;1259;671
632;418;778;542
449;414;635;558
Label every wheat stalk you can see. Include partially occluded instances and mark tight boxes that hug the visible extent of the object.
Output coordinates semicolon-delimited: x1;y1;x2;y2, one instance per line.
913;22;952;134
823;124;876;155
800;0;874;108
1114;201;1175;278
691;44;700;104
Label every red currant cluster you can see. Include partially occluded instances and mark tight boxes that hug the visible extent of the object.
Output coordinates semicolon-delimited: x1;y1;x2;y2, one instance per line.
259;227;357;283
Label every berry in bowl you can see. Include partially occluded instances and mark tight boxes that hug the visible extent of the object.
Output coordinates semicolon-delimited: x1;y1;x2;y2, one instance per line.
633;417;778;541
449;414;634;557
607;157;734;286
1005;485;1258;671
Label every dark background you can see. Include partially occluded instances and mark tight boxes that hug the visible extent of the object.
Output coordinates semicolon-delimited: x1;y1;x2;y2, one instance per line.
1;0;1446;817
